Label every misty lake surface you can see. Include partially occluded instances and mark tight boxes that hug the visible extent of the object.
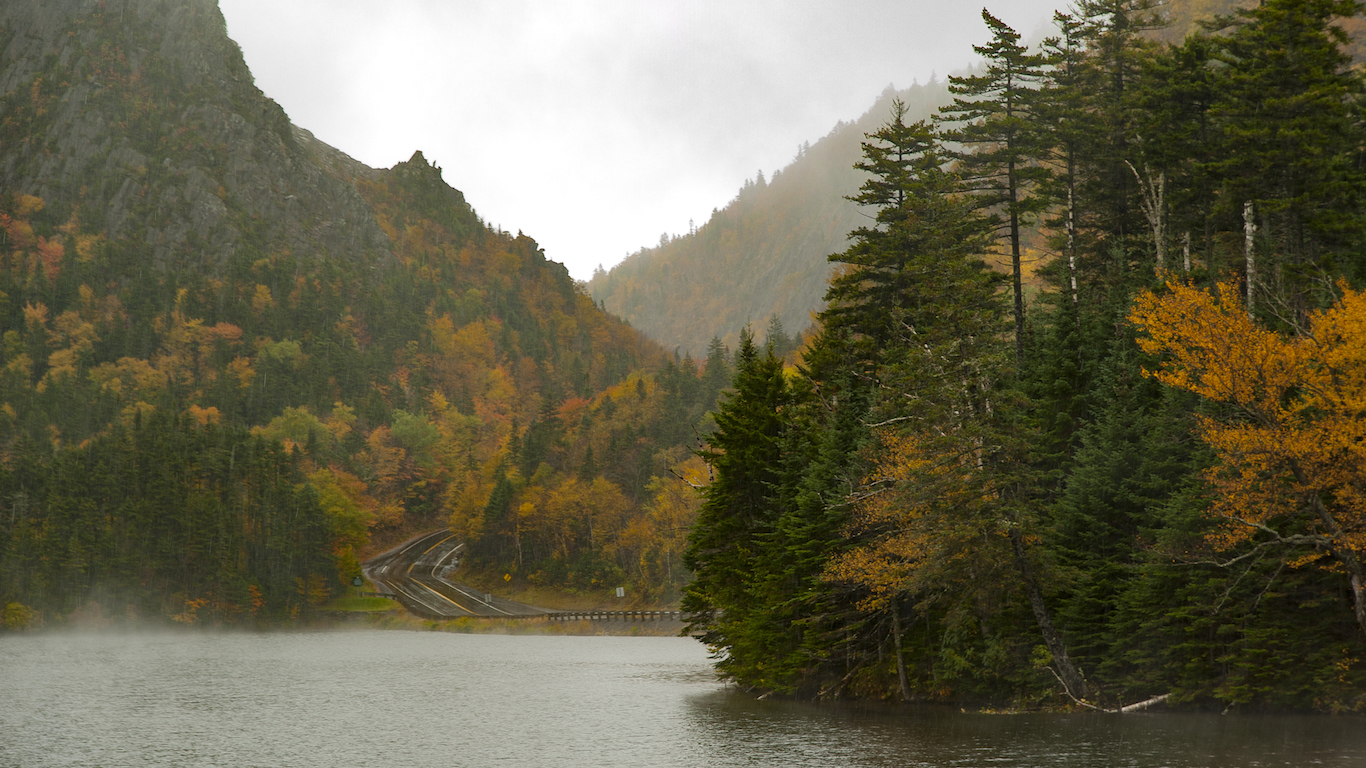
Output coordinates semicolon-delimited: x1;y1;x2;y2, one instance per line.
3;631;1366;768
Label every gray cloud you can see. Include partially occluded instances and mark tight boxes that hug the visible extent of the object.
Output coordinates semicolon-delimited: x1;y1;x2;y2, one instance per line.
219;0;1067;279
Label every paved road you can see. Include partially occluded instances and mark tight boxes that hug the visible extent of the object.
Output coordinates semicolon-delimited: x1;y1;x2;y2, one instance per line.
362;529;549;618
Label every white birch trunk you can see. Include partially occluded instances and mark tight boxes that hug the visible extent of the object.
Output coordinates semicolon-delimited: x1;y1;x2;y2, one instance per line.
1067;184;1078;308
1244;200;1256;317
1126;160;1166;275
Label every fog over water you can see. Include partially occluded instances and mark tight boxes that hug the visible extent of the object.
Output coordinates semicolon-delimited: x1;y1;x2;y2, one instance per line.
217;0;1069;279
4;631;1366;768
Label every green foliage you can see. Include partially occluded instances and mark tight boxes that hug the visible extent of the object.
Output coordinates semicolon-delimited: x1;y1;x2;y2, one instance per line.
822;103;1001;367
0;414;331;625
681;0;1366;711
323;595;400;612
683;331;795;685
940;9;1051;357
0;0;709;622
588;81;954;356
1208;0;1366;304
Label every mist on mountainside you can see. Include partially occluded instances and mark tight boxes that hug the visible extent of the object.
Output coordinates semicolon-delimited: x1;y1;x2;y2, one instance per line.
1159;0;1366;49
588;81;950;357
588;0;1366;360
0;0;724;628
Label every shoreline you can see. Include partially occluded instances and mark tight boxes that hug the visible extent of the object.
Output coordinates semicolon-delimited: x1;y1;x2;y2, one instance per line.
7;622;1366;717
348;610;688;637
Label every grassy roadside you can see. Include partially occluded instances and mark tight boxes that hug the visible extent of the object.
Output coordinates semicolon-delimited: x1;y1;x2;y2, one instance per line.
453;567;682;612
332;578;687;636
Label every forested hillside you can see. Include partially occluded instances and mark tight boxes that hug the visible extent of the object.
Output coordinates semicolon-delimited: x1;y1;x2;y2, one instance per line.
683;0;1366;713
588;82;950;357
0;0;719;628
1159;0;1366;50
589;0;1366;361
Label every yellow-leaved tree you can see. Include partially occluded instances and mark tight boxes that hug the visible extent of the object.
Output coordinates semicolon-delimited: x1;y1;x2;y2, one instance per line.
1130;280;1366;638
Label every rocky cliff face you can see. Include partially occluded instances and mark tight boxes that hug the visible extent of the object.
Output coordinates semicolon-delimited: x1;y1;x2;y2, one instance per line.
0;0;392;271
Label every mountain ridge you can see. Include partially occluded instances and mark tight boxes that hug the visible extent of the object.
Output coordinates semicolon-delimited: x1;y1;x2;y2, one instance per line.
0;0;705;626
588;80;951;356
588;0;1366;358
0;0;398;273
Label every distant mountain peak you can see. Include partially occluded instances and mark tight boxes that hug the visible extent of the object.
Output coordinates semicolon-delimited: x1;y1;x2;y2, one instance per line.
588;79;952;356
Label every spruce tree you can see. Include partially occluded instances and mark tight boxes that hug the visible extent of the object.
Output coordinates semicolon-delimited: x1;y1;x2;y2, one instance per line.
1208;0;1366;316
682;330;794;686
1036;11;1093;312
751;354;873;695
1072;0;1166;293
940;10;1049;360
820;99;1091;701
823;100;998;367
1128;33;1222;278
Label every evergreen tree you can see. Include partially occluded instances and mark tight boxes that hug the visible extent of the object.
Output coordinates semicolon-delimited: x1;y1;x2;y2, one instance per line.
823;100;999;367
1072;0;1166;291
700;336;733;411
673;0;1366;711
1037;10;1094;312
763;314;796;360
1208;0;1366;317
682;330;794;685
940;10;1050;360
749;354;873;695
1048;335;1201;683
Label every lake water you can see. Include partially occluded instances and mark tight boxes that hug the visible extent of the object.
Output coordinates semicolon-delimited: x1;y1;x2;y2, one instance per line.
2;630;1365;768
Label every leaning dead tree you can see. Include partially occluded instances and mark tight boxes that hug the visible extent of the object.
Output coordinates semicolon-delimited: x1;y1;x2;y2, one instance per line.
1126;160;1166;275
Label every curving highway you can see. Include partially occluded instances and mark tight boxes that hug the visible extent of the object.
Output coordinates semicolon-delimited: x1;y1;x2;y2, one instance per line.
362;529;549;618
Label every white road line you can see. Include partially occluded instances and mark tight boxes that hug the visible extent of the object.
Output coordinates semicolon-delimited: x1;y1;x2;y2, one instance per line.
421;541;515;615
431;542;463;573
367;532;464;616
383;578;449;616
366;529;542;617
434;576;515;616
405;533;459;578
422;544;513;616
406;578;476;616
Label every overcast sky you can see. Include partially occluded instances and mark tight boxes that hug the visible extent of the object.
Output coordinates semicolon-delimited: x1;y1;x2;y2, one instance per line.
218;1;1068;280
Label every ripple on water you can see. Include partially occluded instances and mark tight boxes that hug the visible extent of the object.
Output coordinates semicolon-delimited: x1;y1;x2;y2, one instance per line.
2;630;1364;768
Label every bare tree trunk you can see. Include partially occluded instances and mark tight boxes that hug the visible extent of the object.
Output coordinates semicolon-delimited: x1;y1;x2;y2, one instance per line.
1352;574;1366;640
1120;693;1170;713
1153;173;1166;273
1126;161;1166;275
891;605;911;702
1244;200;1257;317
1297;467;1366;641
1182;231;1191;273
1010;528;1088;701
1008;159;1024;363
1067;182;1078;311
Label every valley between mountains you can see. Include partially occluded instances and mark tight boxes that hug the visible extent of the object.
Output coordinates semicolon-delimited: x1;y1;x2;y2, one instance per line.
5;0;1366;713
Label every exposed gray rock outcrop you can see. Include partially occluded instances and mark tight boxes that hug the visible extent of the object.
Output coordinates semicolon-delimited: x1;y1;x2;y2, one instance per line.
0;0;394;272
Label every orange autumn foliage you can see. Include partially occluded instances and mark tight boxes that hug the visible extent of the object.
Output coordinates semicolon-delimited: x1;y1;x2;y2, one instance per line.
36;236;64;282
826;426;1014;612
186;404;221;427
1131;280;1366;632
